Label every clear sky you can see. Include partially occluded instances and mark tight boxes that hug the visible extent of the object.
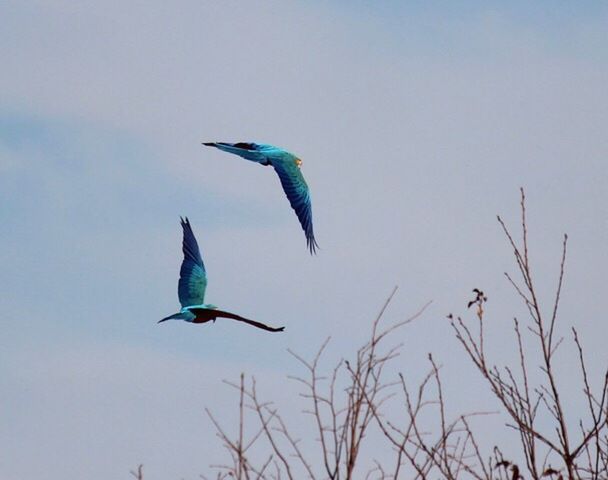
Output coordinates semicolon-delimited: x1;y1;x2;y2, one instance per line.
1;1;607;478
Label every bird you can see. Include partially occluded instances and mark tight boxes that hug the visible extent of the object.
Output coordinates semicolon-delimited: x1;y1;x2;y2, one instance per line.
202;142;319;254
159;217;284;332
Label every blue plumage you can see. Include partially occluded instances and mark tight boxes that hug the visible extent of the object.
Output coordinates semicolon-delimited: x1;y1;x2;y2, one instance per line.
159;218;284;332
203;142;319;254
178;217;207;308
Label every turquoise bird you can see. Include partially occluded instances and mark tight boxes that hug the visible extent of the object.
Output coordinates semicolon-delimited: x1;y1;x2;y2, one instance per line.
203;142;319;254
159;217;284;332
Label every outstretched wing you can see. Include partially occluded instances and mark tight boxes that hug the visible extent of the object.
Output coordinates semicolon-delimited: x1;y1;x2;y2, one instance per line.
272;159;318;254
178;217;207;307
202;142;269;164
190;307;284;332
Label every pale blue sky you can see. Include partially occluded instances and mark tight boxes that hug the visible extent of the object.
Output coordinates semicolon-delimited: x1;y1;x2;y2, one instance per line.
1;1;607;478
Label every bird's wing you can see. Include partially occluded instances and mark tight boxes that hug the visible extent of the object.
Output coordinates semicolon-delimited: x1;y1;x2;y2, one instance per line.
203;142;269;164
206;308;284;332
272;159;318;254
178;217;207;308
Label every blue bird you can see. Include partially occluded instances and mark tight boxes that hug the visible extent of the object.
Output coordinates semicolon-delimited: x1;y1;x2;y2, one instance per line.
203;142;319;254
159;217;284;332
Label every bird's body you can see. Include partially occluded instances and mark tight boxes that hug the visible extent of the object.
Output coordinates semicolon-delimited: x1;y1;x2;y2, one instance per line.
159;217;284;332
203;142;318;254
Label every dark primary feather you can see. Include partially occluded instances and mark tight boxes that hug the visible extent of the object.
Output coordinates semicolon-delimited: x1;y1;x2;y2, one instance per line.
178;217;207;307
214;309;285;332
189;307;285;332
272;161;318;254
231;142;259;150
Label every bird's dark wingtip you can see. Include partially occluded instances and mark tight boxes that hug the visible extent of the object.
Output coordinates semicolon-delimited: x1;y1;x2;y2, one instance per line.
308;237;320;255
202;142;216;147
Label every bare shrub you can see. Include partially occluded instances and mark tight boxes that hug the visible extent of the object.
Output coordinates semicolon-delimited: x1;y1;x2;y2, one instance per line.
204;290;508;479
450;189;608;479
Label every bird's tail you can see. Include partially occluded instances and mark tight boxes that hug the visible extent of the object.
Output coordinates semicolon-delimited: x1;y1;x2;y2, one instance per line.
158;311;187;323
202;142;267;164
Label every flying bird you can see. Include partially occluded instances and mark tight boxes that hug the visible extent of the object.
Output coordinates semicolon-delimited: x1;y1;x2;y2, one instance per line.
202;142;319;254
159;217;284;332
